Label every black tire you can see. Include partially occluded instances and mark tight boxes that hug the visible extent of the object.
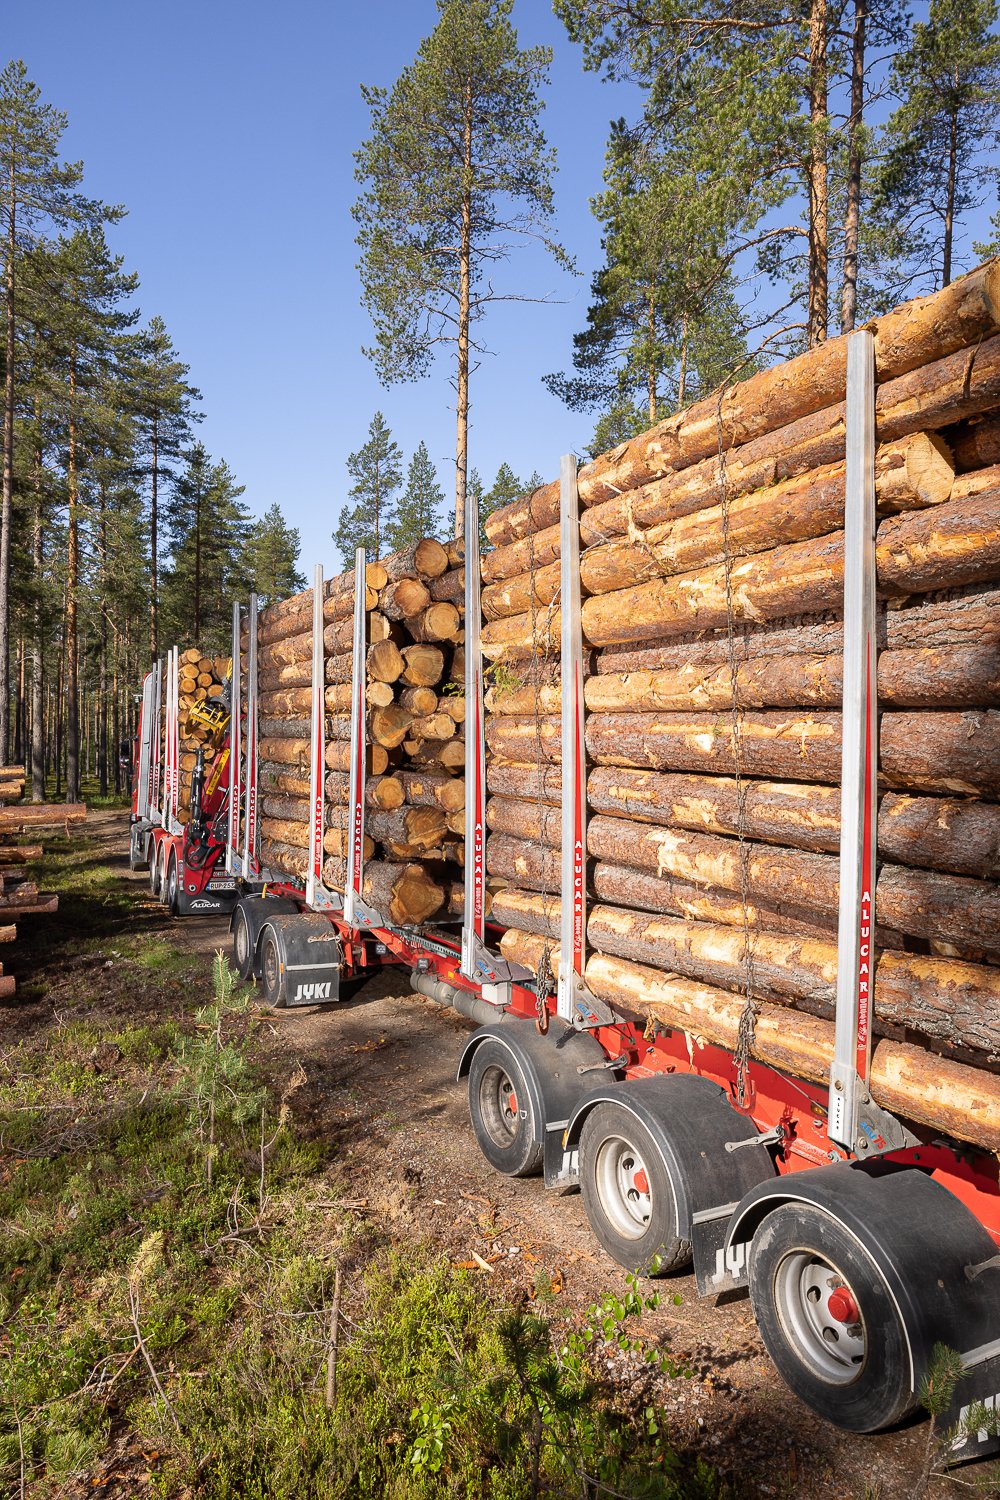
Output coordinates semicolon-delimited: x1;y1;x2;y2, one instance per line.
467;1040;544;1178
157;849;170;906
149;845;162;899
232;904;258;981
748;1202;917;1433
258;926;287;1009
578;1102;692;1276
165;855;180;916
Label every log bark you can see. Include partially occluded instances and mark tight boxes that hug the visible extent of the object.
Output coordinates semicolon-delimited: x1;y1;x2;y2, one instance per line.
946;411;1000;471
381;539;449;582
260;662;312;692
380;578;431;621
366;805;446;851
320;858;444;924
259;632;313;668
430;567;465;604
399;767;465;812
579;488;1000;647
408;712;456;742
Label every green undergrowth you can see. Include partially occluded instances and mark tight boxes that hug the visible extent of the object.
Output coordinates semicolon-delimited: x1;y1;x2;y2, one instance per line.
1;950;724;1500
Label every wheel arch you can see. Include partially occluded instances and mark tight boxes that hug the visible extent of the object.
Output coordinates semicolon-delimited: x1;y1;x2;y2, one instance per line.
565;1073;775;1242
728;1163;1000;1396
229;893;301;967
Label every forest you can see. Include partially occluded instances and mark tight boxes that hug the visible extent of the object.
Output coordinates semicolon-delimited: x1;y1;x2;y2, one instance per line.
1;0;998;808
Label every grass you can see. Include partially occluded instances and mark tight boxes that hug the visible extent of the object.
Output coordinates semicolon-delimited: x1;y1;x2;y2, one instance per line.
1;910;726;1500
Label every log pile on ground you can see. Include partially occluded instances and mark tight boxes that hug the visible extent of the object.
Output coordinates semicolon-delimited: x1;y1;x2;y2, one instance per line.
480;261;1000;1154
174;649;229;825
253;538;470;925
0;766;86;999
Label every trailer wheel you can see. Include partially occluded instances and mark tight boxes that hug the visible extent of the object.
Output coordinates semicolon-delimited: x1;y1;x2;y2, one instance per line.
258;927;287;1009
148;846;162;899
467;1040;543;1177
748;1202;916;1432
156;849;170;905
578;1102;691;1275
165;855;179;916
232;904;258;981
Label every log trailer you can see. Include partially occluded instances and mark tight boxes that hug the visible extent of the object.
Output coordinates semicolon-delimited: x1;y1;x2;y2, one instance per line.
156;331;1000;1453
129;647;239;917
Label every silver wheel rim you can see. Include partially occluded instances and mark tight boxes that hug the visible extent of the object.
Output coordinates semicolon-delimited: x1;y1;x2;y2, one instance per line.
773;1249;867;1385
478;1064;522;1148
235;913;249;969
262;938;280;1000
593;1134;652;1241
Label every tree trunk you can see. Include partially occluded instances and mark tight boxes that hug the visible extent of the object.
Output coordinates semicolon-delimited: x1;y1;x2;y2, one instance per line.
0;172;16;763
150;414;159;662
66;353;80;804
807;0;829;346
841;0;867;333
944;99;958;287
455;78;473;540
30;436;44;803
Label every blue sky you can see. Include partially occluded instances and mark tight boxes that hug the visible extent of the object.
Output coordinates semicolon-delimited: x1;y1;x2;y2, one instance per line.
5;2;994;576
5;1;636;573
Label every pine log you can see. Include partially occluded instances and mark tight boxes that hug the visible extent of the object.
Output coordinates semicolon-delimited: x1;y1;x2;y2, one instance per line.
0;803;86;829
317;771;405;810
505;939;1000;1153
366;805;446;851
367;640;405;683
260;662;312;692
259;632;313;668
947;411;1000;471
262;766;311;797
578;488;1000;648
0;848;40;864
381;539;450;582
261;717;310;740
322;616;357;655
380;578;431;621
580;710;1000;797
369;612;392;642
370;705;413;749
398;768;466;812
260;687;312;718
325;652;353;685
367;682;395;708
400;644;445;687
408;602;461;642
430;567;465;604
495;891;1000;1057
408;712;456;742
400;686;439;715
408;739;466;770
258;736;388;775
325;560;387;599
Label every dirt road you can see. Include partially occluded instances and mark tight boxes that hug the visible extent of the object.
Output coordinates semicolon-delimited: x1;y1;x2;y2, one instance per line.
9;808;991;1499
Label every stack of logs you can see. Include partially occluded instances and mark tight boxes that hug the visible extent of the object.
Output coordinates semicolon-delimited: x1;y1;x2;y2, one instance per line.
0;766;85;999
254;537;470;925
175;649;229;824
480;259;1000;1154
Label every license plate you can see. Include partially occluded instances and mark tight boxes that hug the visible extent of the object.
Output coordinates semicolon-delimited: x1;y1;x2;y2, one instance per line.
207;879;237;892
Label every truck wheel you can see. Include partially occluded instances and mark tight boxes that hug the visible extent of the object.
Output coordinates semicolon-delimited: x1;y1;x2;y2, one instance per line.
165;855;180;916
258;927;287;1009
232;904;258;981
149;846;162;899
578;1102;691;1276
748;1202;917;1432
157;849;171;905
467;1040;543;1178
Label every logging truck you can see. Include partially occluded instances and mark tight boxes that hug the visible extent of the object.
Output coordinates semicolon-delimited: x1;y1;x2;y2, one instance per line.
132;309;1000;1454
130;646;239;917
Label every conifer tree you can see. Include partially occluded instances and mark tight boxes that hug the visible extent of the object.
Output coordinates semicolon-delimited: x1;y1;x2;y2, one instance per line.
385;441;444;552
353;0;569;539
162;444;249;649
334;412;402;564
0;59;119;758
872;0;1000;290
241;504;305;606
129;315;199;661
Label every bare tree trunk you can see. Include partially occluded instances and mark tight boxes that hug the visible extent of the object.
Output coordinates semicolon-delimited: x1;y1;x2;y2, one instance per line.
54;623;64;800
0;167;16;763
807;0;829;346
194;486;202;634
841;0;867;333
13;635;23;763
112;659;121;797
66;352;80;804
31;412;44;802
677;313;688;411
98;477;109;796
647;287;658;423
943;96;958;287
455;77;473;541
150;413;159;662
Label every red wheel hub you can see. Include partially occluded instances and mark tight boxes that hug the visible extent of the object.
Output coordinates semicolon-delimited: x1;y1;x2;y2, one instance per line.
507;1090;518;1116
828;1286;860;1324
633;1168;649;1195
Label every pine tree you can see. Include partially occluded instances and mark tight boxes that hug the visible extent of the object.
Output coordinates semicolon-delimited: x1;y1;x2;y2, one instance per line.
353;0;569;539
385;441;444;552
162;444;249;649
241;504;305;606
872;0;1000;291
334;412;402;564
128;315;200;661
469;467;489;549
0;59;119;759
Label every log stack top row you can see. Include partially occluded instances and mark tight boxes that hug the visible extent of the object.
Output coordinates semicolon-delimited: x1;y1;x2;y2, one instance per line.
0;771;86;1002
479;259;1000;1156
